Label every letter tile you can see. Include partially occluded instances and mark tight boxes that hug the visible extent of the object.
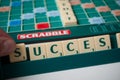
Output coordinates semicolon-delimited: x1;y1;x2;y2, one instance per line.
77;37;95;53
94;35;111;51
9;43;27;63
116;33;120;48
62;39;79;56
45;41;63;58
28;43;46;61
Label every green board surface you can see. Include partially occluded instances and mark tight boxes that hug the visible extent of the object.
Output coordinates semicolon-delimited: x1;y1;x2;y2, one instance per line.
0;0;120;33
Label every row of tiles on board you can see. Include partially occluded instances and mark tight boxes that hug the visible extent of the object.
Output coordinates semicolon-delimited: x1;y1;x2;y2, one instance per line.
9;33;120;63
56;0;77;26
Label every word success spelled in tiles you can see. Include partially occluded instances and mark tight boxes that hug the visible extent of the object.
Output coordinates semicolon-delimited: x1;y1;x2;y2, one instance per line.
9;34;111;63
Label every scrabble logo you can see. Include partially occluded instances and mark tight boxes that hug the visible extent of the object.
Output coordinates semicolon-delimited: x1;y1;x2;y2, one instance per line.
17;30;71;40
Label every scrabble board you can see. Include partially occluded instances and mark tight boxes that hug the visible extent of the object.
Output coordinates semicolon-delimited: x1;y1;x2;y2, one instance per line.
0;0;120;79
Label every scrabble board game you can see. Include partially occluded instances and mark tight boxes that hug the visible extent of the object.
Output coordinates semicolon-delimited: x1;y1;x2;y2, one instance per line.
0;0;120;79
0;0;120;32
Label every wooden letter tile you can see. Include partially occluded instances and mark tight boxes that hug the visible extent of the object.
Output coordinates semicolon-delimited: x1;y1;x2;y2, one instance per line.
9;43;27;63
62;39;79;56
56;0;77;26
77;37;95;53
46;41;63;58
94;35;111;51
63;14;77;26
116;33;120;48
28;43;46;61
